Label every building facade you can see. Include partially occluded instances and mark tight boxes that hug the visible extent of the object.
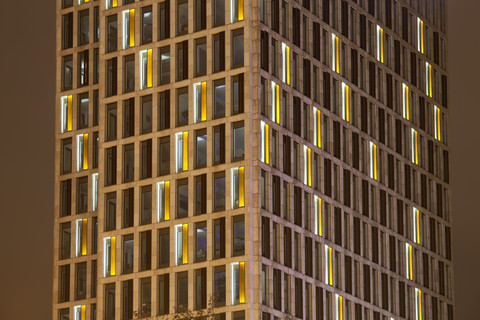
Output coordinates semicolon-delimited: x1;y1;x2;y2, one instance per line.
54;0;453;319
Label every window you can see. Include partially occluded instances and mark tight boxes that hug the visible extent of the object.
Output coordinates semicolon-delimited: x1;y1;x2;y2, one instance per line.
195;129;207;168
142;6;153;44
104;283;115;320
231;0;244;22
157;181;171;222
176;40;188;81
158;90;170;131
105;146;117;186
232;215;245;256
106;15;118;53
60;180;72;217
341;83;350;122
177;0;188;36
194;82;207;123
104;236;116;277
175;131;189;172
377;25;384;63
60;95;73;133
213;217;225;259
176;271;189;313
195;222;207;262
232;74;244;114
411;129;419;165
140;230;152;270
176;178;188;218
61;138;72;174
106;0;117;9
175;224;188;265
213;0;225;26
140;140;152;180
194;38;207;77
58;265;70;303
60;222;71;260
159;46;171;85
77;177;88;213
158;228;170;268
232;122;244;161
106;103;117;141
105;192;116;231
417;18;424;53
260;121;269;164
78;10;89;46
158;136;170;176
282;43;291;85
122;280;133;320
406;243;413;280
123;188;134;228
426;62;432;97
213;171;226;211
124;54;135;93
213;266;226;307
141;95;152;134
63;0;73;9
77;50;90;88
213;32;225;73
158;274;170;315
194;174;207;215
73;305;86;320
232;262;245;304
324;245;333;285
123;98;135;138
93;135;99;170
370;142;378;180
122;234;134;274
213;124;225;165
415;288;423;320
231;167;245;209
123;143;134;182
213;79;226;119
140;49;153;90
332;33;340;73
106;58;117;97
75;218;87;258
403;83;410;120
159;1;170;40
94;6;99;42
313;107;321;148
140;278;152;317
413;207;421;244
176;87;188;126
434;105;442;141
194;268;207;310
62;55;73;91
232;29;244;68
122;9;135;49
271;81;280;124
141;185;152;225
304;145;312;187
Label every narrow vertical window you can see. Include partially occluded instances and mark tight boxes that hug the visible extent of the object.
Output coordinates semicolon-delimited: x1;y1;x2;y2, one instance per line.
213;32;226;73
314;195;322;236
175;224;188;265
140;49;153;89
282;43;291;85
61;95;73;133
195;37;207;77
434;106;441;141
403;83;410;120
260;121;269;164
232;262;245;304
232;121;244;161
157;181;170;222
73;305;86;320
303;146;312;187
122;9;135;49
77;134;89;171
231;167;245;209
332;34;340;73
369;141;377;181
195;129;207;168
415;288;423;320
177;0;189;36
62;55;73;91
231;0;244;22
194;82;207;123
231;29;244;68
106;15;117;53
411;128;419;165
413;207;421;244
271;81;280;124
159;46;171;85
313;107;321;148
175;131;189;172
376;25;384;63
104;236;116;277
335;294;343;320
417;18;424;54
75;218;88;257
106;0;117;10
141;6;153;44
92;173;98;211
406;243;413;280
341;82;350;122
324;245;333;285
214;0;225;26
426;62;432;97
195;222;207;262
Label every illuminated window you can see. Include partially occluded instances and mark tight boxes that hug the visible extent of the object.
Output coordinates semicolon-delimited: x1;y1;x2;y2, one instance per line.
434;106;441;141
376;25;384;63
106;0;117;10
231;0;244;23
313;107;321;148
405;243;413;280
175;131;189;172
413;207;421;244
335;294;343;320
282;43;290;85
415;288;423;320
411;128;418;165
426;62;432;97
331;34;340;73
402;83;410;120
417;18;424;54
260;121;269;164
303;145;312;187
92;173;98;211
314;195;322;236
103;236;116;277
75;218;87;257
61;95;73;133
341;82;350;122
324;245;333;285
73;305;86;320
369;142;377;181
122;9;135;49
77;134;89;171
271;81;280;124
231;167;245;209
140;49;153;89
232;262;245;304
175;224;188;265
194;82;207;123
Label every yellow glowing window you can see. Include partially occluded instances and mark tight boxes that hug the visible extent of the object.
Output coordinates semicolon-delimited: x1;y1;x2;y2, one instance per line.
342;82;350;122
434;106;441;142
157;181;170;221
406;243;414;281
413;207;421;244
336;294;344;320
106;0;117;9
314;195;322;236
104;236;116;277
332;34;340;73
232;167;245;209
417;18;424;54
303;145;312;187
76;134;88;171
271;81;280;124
377;25;384;63
61;95;73;133
261;121;269;164
426;62;432;98
324;245;333;286
369;142;378;181
282;43;291;85
123;9;135;49
411;128;419;165
175;132;189;172
231;0;244;22
75;219;88;257
232;262;246;304
403;83;410;120
415;288;423;320
175;224;188;265
313;107;322;148
140;49;153;89
73;305;86;320
194;82;207;123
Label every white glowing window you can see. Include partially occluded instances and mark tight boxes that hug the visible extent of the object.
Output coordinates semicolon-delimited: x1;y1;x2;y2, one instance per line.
75;219;86;257
73;305;86;320
61;95;72;133
231;167;245;209
175;132;188;172
231;262;245;304
331;34;339;73
76;134;85;172
157;181;170;222
314;195;322;236
282;43;290;85
271;81;279;124
415;288;423;320
425;62;432;97
369;142;377;181
193;82;207;123
402;83;410;120
313;107;321;148
434;106;441;141
413;207;421;244
106;0;117;10
324;244;333;286
411;128;418;165
260;121;269;164
122;9;134;49
92;173;98;211
417;18;424;54
103;236;115;277
139;49;152;90
230;0;243;23
406;243;413;280
175;224;188;265
376;25;384;63
341;82;350;122
335;294;343;320
303;145;311;186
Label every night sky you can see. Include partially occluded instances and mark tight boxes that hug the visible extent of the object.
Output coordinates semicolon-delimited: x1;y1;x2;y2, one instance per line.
0;0;478;318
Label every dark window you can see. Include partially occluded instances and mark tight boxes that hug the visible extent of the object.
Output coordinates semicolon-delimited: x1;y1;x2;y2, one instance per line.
195;222;207;262
195;0;206;31
158;0;170;40
176;41;188;81
158;227;170;268
232;73;244;114
195;174;207;215
61;138;72;174
124;54;135;93
213;32;225;73
77;176;88;213
122;234;134;274
123;98;135;138
58;264;70;303
159;46;171;85
62;55;73;91
105;192;116;231
195;37;207;77
231;29;244;68
141;139;152;179
60;223;71;260
195;129;207;169
176;87;188;126
177;0;188;36
177;178;188;219
158;274;170;315
106;58;117;97
62;13;73;50
140;230;152;271
141;95;153;134
106;103;117;141
104;283;116;320
232;215;245;256
232;121;244;161
78;10;89;45
213;124;225;165
213;217;225;259
213;266;226;307
60;180;72;217
123;144;134;183
213;79;226;119
106;15;117;53
213;0;225;26
158;90;171;130
158;136;170;176
121;279;133;320
140;185;152;225
142;6;153;44
213;171;226;212
176;272;189;312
